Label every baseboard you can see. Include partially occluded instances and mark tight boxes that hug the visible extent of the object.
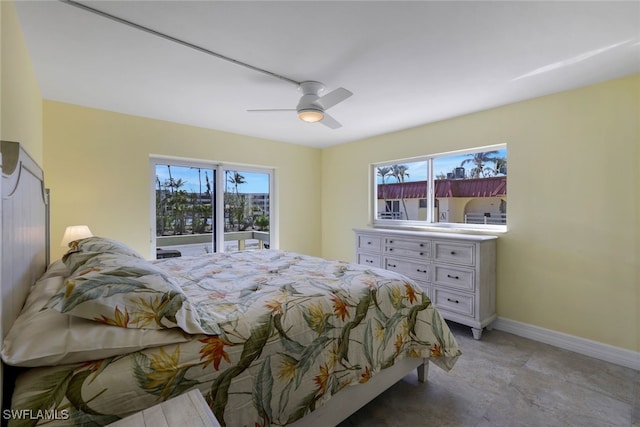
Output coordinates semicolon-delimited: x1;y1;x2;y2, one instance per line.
492;317;640;371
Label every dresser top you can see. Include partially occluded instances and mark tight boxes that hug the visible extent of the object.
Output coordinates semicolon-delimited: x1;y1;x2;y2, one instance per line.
354;227;498;242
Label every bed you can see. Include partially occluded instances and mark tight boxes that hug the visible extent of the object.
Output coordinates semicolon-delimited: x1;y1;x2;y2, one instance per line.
0;141;461;427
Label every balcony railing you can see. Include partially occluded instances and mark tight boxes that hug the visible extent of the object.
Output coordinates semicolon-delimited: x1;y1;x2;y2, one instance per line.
464;212;507;225
378;212;403;220
156;231;270;257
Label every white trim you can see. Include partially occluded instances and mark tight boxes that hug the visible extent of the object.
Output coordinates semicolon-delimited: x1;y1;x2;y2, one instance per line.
148;158;158;258
214;167;225;253
492;317;640;371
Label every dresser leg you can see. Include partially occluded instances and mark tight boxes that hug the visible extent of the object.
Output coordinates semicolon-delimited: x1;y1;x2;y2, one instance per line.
471;327;483;340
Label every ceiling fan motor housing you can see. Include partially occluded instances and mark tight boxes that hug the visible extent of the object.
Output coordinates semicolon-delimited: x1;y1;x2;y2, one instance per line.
299;81;325;95
297;81;325;112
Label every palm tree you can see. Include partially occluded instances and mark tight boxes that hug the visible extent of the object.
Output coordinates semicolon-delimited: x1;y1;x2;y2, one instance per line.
205;170;211;196
228;171;246;195
493;157;507;175
167;165;174;195
188;168;203;235
377;166;392;217
155;176;166;236
391;164;410;220
460;151;502;178
227;171;247;230
165;179;187;234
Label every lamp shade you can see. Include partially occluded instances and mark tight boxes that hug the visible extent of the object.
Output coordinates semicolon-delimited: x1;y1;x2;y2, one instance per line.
61;225;93;247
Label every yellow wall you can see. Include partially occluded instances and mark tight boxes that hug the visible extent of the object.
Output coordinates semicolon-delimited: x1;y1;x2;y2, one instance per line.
321;75;639;352
44;102;321;261
0;0;42;162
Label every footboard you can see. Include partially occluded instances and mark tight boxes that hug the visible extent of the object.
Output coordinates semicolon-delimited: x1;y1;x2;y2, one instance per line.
288;358;428;427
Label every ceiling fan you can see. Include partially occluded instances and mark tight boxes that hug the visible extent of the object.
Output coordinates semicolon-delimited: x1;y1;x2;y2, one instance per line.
248;81;353;129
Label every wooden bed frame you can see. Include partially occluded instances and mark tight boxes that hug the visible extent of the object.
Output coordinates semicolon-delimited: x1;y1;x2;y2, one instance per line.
0;140;427;425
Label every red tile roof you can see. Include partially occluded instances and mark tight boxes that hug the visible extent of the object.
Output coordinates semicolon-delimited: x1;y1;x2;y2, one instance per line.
378;176;507;199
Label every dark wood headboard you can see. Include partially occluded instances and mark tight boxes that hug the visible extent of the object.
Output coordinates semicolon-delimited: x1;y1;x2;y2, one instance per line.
0;141;49;411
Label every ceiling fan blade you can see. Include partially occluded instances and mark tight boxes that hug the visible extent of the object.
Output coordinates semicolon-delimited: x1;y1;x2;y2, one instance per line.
321;113;342;129
247;109;296;113
316;87;353;110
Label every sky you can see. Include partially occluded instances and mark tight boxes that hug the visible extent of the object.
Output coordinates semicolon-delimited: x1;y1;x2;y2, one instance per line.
155;165;269;194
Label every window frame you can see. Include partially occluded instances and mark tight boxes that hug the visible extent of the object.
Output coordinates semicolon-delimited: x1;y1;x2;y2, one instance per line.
149;155;276;257
371;144;507;233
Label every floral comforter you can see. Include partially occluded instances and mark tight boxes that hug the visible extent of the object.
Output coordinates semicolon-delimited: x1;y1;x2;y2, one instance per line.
9;250;460;427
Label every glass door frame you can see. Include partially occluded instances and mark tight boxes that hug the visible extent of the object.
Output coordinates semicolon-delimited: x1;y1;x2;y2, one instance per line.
149;155;276;259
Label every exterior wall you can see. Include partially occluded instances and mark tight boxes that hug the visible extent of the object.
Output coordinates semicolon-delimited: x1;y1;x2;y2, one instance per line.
44;101;322;261
377;198;421;221
377;196;506;223
321;75;639;353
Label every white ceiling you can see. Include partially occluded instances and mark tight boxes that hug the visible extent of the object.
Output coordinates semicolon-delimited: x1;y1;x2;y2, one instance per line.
14;1;640;149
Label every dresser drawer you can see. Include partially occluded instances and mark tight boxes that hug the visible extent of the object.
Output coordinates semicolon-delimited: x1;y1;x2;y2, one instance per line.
433;288;474;317
384;257;430;282
384;245;430;260
433;265;475;292
357;235;382;251
433;241;475;266
385;237;431;258
357;253;382;268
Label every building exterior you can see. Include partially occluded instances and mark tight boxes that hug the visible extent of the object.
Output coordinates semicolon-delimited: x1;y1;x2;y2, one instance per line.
377;176;507;224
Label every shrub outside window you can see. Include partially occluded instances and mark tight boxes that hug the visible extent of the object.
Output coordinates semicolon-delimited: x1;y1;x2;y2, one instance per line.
373;145;507;230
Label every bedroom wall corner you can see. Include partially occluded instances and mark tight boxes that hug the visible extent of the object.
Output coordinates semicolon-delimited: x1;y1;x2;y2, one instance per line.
635;77;640;354
0;0;43;164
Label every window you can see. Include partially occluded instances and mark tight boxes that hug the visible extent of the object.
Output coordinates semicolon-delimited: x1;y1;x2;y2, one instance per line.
373;145;507;230
151;158;274;257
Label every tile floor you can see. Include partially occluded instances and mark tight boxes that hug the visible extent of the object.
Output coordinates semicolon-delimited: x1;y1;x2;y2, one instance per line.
338;322;639;427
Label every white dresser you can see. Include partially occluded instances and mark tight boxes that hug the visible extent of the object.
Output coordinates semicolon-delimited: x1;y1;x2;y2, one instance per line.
354;228;497;339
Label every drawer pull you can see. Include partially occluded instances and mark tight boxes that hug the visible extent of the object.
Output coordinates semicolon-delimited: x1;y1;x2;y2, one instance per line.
419;243;425;247
447;274;460;280
450;251;457;255
389;248;393;251
389;240;393;243
416;269;427;273
447;298;460;304
367;241;372;245
419;252;424;256
388;263;397;268
366;259;373;264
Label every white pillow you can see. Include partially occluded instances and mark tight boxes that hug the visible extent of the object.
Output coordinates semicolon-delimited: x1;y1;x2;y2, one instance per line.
2;265;191;367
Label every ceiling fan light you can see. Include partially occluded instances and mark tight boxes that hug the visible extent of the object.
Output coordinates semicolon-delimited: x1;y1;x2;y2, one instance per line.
298;109;324;123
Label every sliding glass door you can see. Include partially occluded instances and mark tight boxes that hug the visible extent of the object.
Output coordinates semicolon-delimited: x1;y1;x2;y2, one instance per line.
151;158;273;258
154;163;216;257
